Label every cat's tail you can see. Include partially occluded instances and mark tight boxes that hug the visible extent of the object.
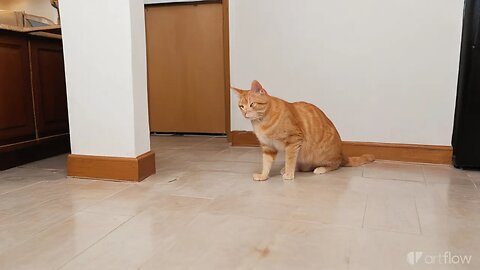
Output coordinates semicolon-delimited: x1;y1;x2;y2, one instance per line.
342;154;375;167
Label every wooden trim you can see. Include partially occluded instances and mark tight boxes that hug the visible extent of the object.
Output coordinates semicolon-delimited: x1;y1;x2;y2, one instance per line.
223;0;231;141
230;131;452;164
343;141;452;165
67;151;156;182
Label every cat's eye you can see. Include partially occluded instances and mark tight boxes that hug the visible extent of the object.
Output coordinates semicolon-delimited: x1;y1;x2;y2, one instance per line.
239;105;244;109
250;102;256;108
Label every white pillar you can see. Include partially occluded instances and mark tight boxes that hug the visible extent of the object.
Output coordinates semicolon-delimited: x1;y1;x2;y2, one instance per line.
60;0;154;181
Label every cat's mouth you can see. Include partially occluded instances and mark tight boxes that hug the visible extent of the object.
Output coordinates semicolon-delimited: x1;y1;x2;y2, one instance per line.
245;115;261;121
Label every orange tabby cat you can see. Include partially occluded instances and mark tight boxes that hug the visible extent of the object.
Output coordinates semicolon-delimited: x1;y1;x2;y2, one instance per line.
232;80;374;180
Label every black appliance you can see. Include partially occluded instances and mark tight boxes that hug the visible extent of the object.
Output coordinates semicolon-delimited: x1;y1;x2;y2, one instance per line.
452;0;480;168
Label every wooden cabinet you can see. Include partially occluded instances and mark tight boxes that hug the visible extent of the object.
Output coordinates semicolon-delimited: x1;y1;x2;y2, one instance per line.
0;34;36;145
0;30;70;170
30;37;69;137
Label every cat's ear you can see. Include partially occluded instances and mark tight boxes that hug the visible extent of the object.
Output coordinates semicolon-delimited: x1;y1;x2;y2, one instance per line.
251;80;268;95
231;87;246;97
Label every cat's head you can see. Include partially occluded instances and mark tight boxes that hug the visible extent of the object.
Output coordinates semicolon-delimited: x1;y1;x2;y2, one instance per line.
231;80;270;121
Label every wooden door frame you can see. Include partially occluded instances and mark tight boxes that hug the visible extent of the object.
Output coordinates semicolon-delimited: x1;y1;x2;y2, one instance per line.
222;0;232;141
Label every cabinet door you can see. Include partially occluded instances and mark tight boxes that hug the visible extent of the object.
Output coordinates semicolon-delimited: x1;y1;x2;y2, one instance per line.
30;37;69;137
0;33;36;146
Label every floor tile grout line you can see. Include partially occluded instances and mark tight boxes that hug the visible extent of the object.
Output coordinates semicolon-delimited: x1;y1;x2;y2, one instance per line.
361;175;424;183
0;180;46;196
56;214;137;270
361;195;368;229
168;193;216;200
289;218;363;231
420;166;427;185
77;182;136;213
413;197;423;235
468;177;479;191
0;202;84;256
0;181;72;223
135;203;219;270
0;181;135;255
361;226;424;236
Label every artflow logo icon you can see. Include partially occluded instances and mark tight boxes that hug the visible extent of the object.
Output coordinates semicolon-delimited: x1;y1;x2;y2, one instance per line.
407;251;472;265
407;251;424;265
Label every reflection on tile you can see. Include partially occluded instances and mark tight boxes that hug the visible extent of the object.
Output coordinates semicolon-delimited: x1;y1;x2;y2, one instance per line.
143;169;187;185
323;166;364;178
155;158;193;171
0;167;66;195
0;181;69;216
210;147;262;163
82;185;159;216
352;227;480;269
362;177;428;198
363;161;425;182
192;137;231;151
139;213;283;270
189;160;261;174
0;212;129;270
249;222;352;270
0;198;92;253
150;135;211;150
0;179;128;222
61;197;212;270
20;154;68;171
170;171;247;199
350;229;430;270
422;165;474;186
206;189;298;221
429;184;479;204
364;195;421;234
291;192;367;228
161;149;223;162
468;177;480;189
464;169;480;179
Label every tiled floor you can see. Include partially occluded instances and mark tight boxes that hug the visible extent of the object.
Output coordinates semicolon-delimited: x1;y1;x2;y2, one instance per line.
0;135;479;270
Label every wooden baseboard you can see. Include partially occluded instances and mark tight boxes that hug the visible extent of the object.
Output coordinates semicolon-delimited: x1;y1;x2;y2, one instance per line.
342;141;452;165
67;151;156;182
230;131;452;165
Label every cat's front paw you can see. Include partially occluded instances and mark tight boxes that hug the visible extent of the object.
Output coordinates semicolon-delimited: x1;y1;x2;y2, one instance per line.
253;173;268;181
282;173;295;180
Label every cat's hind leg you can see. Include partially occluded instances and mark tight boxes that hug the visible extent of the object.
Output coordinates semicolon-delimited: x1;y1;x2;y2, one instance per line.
313;160;341;174
282;141;302;180
313;166;338;174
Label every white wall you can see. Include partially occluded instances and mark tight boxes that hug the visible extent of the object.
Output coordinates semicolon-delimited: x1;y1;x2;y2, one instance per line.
60;0;151;158
229;0;463;146
0;0;58;22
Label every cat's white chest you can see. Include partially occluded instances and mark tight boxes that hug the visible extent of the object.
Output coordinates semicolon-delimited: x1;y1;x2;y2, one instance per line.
253;127;284;151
